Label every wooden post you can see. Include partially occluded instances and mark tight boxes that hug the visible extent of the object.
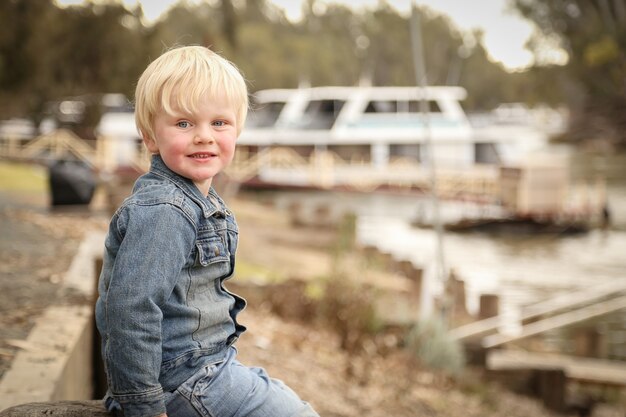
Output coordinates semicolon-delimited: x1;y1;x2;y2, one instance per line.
447;270;467;318
287;201;302;227
387;260;423;308
537;369;566;413
573;327;601;358
407;265;423;307
313;204;332;228
464;341;488;366
479;294;499;320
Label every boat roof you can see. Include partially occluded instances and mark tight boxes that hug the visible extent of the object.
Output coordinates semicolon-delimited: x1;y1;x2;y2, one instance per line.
253;86;467;102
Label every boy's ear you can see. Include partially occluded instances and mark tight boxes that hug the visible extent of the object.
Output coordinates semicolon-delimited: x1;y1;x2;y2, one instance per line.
142;132;159;154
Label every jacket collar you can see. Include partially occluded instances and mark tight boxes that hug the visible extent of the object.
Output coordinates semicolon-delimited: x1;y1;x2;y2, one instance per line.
149;154;226;218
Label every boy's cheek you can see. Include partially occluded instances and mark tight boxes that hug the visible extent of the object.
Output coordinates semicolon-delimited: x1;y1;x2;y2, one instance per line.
223;138;237;155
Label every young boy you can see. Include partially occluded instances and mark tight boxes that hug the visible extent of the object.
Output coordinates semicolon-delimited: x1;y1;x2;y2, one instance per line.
95;46;319;417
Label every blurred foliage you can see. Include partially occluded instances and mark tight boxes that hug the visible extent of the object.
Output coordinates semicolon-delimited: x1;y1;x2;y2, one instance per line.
512;0;626;145
0;0;532;119
0;0;624;145
0;0;149;124
406;316;465;376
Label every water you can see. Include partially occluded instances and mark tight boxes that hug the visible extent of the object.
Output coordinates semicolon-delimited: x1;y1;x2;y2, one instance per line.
261;145;626;358
271;189;625;308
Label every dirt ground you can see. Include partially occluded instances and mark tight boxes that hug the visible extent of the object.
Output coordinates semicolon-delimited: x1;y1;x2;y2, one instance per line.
0;189;108;377
0;184;623;417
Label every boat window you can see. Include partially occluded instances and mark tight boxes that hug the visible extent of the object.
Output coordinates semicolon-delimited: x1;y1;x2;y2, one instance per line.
246;101;285;128
328;145;371;162
365;100;397;113
408;100;441;113
301;100;344;129
474;143;501;164
364;100;442;113
390;144;421;162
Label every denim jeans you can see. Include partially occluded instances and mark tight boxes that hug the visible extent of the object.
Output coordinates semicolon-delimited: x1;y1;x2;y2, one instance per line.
162;347;319;417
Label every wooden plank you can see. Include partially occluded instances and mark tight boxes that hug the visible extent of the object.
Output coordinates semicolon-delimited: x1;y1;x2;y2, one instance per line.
450;281;626;341
487;349;626;386
0;400;109;416
520;280;626;321
449;316;500;340
482;295;626;348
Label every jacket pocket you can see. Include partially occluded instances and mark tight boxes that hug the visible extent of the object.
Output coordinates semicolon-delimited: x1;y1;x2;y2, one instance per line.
195;237;229;266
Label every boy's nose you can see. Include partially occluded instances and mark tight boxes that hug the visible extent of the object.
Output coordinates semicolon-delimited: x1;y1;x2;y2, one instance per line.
194;126;215;144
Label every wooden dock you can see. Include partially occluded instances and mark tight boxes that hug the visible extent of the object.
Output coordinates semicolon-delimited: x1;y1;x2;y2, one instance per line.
487;349;626;386
451;280;626;396
482;294;626;348
450;280;626;343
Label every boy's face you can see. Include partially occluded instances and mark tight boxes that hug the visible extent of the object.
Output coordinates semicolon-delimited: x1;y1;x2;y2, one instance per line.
144;95;238;196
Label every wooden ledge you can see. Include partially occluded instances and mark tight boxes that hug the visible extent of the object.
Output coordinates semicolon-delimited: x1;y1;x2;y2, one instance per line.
0;400;109;417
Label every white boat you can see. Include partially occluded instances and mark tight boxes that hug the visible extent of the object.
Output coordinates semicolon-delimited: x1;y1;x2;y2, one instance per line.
236;86;604;227
238;86;553;170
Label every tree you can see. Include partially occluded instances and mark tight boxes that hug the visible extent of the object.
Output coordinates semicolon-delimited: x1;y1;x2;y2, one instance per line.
0;0;563;131
512;0;626;146
0;0;61;120
0;0;147;136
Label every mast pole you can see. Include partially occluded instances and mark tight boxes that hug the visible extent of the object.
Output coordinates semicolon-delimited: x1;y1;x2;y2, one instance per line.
409;2;450;324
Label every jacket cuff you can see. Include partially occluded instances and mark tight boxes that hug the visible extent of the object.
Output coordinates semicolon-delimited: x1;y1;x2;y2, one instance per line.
116;389;166;417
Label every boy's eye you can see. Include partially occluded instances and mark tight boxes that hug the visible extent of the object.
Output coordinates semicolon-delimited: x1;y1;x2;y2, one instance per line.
176;121;190;128
212;120;226;127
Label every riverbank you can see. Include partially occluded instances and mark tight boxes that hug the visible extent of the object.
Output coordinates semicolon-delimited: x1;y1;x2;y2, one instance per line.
0;167;622;415
230;195;624;417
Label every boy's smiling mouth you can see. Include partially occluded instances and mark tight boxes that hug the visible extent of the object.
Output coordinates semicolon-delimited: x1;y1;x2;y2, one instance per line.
189;152;216;159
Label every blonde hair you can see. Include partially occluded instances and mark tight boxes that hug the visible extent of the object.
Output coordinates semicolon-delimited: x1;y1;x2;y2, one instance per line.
135;46;249;140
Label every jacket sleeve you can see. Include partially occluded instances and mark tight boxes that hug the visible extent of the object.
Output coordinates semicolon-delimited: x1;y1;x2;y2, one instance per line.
102;202;195;417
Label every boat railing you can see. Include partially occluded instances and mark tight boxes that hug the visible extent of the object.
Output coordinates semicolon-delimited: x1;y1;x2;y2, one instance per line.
226;146;502;197
227;146;606;222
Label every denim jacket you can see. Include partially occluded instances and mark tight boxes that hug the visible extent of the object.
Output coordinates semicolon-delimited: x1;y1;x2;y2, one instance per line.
95;155;246;417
